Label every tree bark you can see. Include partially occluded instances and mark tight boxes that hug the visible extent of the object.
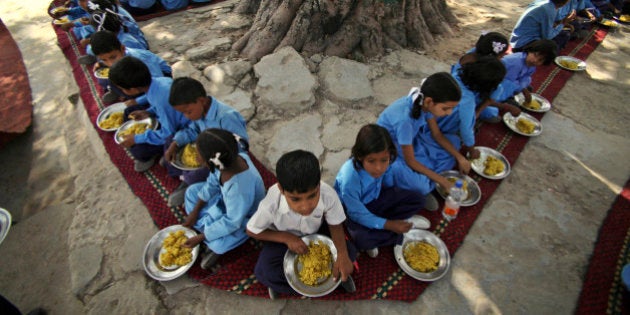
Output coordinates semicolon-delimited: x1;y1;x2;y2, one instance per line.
232;0;457;61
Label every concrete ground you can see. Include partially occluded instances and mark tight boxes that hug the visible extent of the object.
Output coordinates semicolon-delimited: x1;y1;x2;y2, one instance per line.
1;0;629;314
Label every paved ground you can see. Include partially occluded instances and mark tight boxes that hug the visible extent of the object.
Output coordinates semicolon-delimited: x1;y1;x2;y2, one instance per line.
1;0;629;314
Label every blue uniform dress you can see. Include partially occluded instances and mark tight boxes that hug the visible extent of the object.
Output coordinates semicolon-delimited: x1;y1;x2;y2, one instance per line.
334;159;424;250
166;97;249;184
184;153;265;254
99;47;172;110
377;92;445;195
116;6;150;50
500;52;536;99
65;6;93;40
130;77;190;162
511;1;565;50
161;0;189;10
120;0;158;15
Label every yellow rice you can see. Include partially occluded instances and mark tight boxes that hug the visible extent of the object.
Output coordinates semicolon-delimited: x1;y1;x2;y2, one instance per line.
403;241;440;273
160;230;193;267
298;240;332;286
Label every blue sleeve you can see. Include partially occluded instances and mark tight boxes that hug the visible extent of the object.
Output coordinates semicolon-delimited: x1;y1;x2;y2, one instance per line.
458;94;476;147
173;122;199;146
335;168;386;230
218;113;249;142
395;120;416;147
135;94;148;105
198;172;221;202
202;180;254;241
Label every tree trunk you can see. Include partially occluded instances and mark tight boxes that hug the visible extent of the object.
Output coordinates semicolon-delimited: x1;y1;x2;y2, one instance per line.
232;0;458;61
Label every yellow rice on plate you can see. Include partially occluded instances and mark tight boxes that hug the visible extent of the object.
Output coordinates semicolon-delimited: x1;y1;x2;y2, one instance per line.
298;240;332;286
516;118;536;134
403;241;440;273
159;230;193;267
119;123;149;137
483;155;505;176
98;112;123;130
181;144;201;168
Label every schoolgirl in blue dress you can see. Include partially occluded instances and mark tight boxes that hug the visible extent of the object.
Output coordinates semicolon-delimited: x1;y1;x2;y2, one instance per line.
377;72;461;209
182;128;266;269
335;124;426;257
510;0;572;51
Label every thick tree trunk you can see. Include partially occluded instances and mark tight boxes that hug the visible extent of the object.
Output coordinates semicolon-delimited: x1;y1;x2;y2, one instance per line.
232;0;457;61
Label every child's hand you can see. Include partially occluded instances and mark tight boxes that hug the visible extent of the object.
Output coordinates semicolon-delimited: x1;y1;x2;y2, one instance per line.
80;17;90;25
128;110;149;120
60;22;74;31
286;235;308;254
332;254;354;282
165;142;179;162
182;234;204;248
456;156;471;174
466;147;481;160
384;220;413;234
79;38;90;48
125;99;138;107
120;134;135;148
506;103;522;117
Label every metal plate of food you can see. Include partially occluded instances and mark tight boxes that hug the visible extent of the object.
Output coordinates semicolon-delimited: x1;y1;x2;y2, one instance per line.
435;170;481;207
0;208;12;246
554;56;586;71
49;6;68;15
114;117;158;144
514;93;551;113
616;14;630;24
96;102;126;131
283;234;340;297
598;18;620;28
53;16;70;25
171;144;203;171
503;112;543;137
142;225;200;281
470;146;511;180
94;67;110;79
394;229;450;281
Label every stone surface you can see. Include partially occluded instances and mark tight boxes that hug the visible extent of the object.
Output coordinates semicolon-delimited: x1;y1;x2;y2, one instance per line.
171;60;200;78
70;245;103;295
321;149;350;186
372;73;418;106
220;88;255;121
203;60;253;87
397;49;450;75
85;273;165;314
318;56;373;102
185;37;232;61
266;115;323;170
210;13;251;30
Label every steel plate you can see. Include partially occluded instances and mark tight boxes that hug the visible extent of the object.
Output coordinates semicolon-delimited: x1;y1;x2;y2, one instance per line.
142;225;199;281
435;170;481;207
0;208;12;246
470;146;511;180
170;144;204;171
514;93;551;113
503;112;543;137
394;229;450;281
114;117;158;144
554;56;586;71
96;102;126;132
283;234;340;297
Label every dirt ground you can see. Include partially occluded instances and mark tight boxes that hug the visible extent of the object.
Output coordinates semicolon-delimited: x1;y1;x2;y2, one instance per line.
1;0;629;314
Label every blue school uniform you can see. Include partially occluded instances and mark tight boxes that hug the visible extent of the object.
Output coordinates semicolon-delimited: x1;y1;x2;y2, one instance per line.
85;30;147;56
377;92;446;195
123;0;157;9
334;159;424;250
167;97;248;185
116;6;150;50
501;52;536;98
511;1;564;49
161;0;189;10
134;77;190;146
184;153;265;254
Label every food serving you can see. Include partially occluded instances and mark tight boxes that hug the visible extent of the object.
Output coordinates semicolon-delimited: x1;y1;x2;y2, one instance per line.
95;67;110;78
403;241;440;273
97;112;123;130
516;117;536;134
118;122;149;137
619;15;630;23
181;144;201;168
142;225;200;281
558;59;578;70
160;230;193;267
298;240;332;286
524;99;541;110
484;155;505;176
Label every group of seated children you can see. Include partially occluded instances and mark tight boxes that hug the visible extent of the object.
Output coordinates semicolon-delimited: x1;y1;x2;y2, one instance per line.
93;0;568;298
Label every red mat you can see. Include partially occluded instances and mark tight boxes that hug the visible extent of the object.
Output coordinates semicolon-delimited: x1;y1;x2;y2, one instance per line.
0;19;33;149
575;179;630;315
51;11;609;300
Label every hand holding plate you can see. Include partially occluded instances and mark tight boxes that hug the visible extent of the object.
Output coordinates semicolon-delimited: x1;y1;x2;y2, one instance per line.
384;219;413;234
120;134;135;148
286;234;308;254
332;254;353;282
165;142;179;162
128;110;149;120
182;234;204;248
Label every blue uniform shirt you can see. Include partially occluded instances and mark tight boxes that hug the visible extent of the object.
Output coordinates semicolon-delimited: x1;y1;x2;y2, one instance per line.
501;52;536;96
172;97;249;147
377;94;433;157
334;159;395;229
161;0;189;10
511;1;564;49
125;47;172;105
437;66;479;148
134;77;190;145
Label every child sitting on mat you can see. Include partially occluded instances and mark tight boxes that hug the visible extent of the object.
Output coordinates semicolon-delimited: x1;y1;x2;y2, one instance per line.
500;39;558;105
90;30;171;105
181;128;265;270
510;0;573;51
109;56;189;172
163;77;249;207
377;72;462;210
247;150;356;299
335;124;426;258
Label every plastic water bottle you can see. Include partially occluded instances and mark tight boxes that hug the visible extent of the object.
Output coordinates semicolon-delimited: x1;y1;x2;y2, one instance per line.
442;180;464;221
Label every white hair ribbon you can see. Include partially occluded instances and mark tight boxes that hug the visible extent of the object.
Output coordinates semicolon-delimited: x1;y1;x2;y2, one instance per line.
209;152;224;170
87;1;100;11
492;41;507;54
92;12;107;31
233;134;242;144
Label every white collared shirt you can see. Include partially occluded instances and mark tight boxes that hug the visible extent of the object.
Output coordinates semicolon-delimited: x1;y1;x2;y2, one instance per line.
247;182;346;236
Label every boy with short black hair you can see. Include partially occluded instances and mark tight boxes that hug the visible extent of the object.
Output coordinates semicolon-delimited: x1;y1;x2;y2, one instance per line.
109;56;189;172
246;150;356;299
91;30;171;106
163;77;249;207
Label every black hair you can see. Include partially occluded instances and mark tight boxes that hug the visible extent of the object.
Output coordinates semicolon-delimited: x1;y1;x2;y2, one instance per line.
522;39;558;65
169;77;207;107
351;124;397;170
458;55;506;101
411;72;462;119
276;150;321;193
90;30;122;56
195;128;239;173
551;0;570;7
89;0;126;34
475;32;509;57
109;56;151;89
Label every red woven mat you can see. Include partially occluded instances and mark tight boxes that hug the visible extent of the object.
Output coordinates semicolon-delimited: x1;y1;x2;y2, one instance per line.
0;19;33;149
575;179;630;315
52;12;608;300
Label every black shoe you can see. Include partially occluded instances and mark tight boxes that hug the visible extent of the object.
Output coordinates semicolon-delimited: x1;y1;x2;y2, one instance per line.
268;287;278;300
168;182;189;207
200;249;221;270
341;276;356;293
